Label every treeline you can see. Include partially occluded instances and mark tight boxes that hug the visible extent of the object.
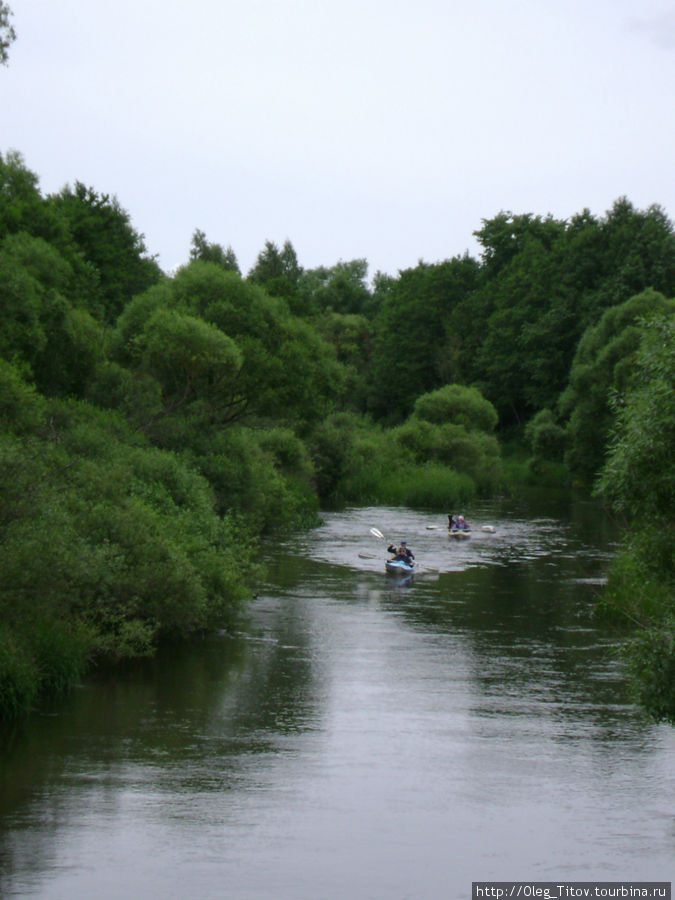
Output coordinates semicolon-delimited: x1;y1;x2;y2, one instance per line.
1;149;673;722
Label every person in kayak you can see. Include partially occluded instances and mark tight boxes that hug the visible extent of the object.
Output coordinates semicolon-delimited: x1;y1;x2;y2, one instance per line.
448;514;470;532
387;539;415;565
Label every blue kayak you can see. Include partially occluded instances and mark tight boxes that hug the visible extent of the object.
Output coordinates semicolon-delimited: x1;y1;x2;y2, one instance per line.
386;558;415;576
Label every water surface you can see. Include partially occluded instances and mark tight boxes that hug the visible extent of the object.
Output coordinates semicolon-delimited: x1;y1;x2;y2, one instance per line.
0;499;672;899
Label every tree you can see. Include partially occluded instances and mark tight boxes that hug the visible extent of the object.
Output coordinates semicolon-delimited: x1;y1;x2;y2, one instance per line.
315;311;373;409
0;151;71;247
473;211;564;279
299;259;372;315
597;313;675;520
0;238;48;370
596;314;675;724
559;289;675;481
0;1;16;66
51;182;161;322
461;202;675;429
189;229;240;273
591;198;675;312
369;255;480;421
464;212;586;424
0;232;105;397
472;233;566;422
152;260;345;428
132;308;245;426
247;239;302;301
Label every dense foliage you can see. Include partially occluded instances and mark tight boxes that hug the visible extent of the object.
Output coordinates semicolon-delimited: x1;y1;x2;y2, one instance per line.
1;147;673;722
596;315;675;723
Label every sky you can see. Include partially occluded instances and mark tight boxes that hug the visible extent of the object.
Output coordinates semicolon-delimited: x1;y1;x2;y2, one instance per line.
2;0;674;280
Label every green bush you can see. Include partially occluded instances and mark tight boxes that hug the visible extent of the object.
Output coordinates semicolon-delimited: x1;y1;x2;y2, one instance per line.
392;419;501;493
625;625;675;724
413;383;498;432
524;408;566;461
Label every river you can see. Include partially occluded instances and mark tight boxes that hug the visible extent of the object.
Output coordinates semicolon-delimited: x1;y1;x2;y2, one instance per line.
0;498;673;899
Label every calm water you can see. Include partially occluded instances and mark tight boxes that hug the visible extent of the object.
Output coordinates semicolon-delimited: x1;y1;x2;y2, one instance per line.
0;498;673;899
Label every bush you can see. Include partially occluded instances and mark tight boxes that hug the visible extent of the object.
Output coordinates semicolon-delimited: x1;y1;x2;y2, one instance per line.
524;409;566;461
625;625;675;724
197;426;318;531
392;419;501;493
413;383;498;432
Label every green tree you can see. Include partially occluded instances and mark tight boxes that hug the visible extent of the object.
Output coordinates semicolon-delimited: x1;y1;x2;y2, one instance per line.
248;238;302;302
132;307;244;426
470;215;570;423
315;311;373;409
0;151;72;247
0;238;48;371
597;314;675;521
0;233;105;396
172;260;344;427
189;229;240;273
0;1;15;66
369;255;480;420
560;289;675;481
596;314;675;723
299;259;372;315
591;198;675;312
51;182;161;322
465;202;675;428
473;211;564;279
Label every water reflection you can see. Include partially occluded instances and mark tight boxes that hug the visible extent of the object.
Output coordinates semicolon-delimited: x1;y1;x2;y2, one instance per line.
0;499;673;899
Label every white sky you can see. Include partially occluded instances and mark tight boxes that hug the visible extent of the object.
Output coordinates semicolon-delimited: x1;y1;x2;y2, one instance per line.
2;0;674;280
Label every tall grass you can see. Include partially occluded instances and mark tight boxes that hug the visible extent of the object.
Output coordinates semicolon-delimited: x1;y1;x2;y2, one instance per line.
0;617;94;721
377;464;477;508
340;461;477;509
0;625;39;720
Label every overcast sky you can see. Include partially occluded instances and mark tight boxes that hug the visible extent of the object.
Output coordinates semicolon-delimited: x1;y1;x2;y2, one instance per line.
2;0;674;279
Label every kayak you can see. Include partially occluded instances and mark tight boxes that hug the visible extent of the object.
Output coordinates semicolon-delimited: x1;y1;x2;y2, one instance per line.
449;529;471;539
385;558;415;576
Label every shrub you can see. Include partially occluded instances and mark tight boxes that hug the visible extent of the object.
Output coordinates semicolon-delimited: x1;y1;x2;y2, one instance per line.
413;383;498;432
524;409;566;461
